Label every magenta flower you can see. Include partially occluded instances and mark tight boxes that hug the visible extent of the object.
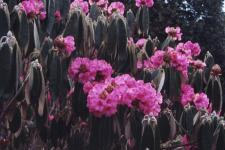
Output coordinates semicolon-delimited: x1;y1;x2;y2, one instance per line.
180;84;195;106
150;50;165;69
54;10;62;22
21;0;46;20
165;26;182;41
70;0;89;14
107;2;125;15
184;41;201;57
87;79;119;117
193;93;209;110
169;49;189;77
69;57;94;83
63;36;75;55
189;60;206;70
135;0;154;8
89;0;108;10
135;38;147;49
181;135;191;150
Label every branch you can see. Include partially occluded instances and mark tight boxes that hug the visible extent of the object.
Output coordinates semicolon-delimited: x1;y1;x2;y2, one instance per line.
0;72;30;121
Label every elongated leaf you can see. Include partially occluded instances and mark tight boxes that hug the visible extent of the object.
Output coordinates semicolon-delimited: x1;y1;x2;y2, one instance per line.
9;107;21;134
0;43;12;99
46;0;55;35
141;6;149;36
191;70;204;93
212;77;223;112
161;36;172;50
95;16;106;49
0;2;10;38
153;69;165;93
126;9;135;37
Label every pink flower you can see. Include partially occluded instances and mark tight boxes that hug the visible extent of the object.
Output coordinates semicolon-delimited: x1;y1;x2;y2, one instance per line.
87;79;119;117
107;2;125;15
193;93;209;110
48;115;55;121
184;41;201;57
182;135;191;150
21;0;46;19
135;0;154;8
70;0;89;14
135;38;146;49
137;60;143;69
54;10;62;22
189;60;206;70
181;84;195;106
64;36;75;55
91;59;113;82
169;49;189;77
69;57;94;83
89;0;108;10
144;50;165;69
165;26;182;41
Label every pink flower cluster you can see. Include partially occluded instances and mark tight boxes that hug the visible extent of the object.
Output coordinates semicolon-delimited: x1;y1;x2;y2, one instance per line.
181;84;195;106
135;38;147;49
165;27;182;41
176;41;201;57
69;57;113;84
135;0;154;8
168;49;189;77
87;74;162;117
193;93;209;110
89;0;108;10
21;0;46;20
189;60;206;70
108;2;125;15
144;50;165;69
54;35;75;55
181;84;209;110
70;0;89;14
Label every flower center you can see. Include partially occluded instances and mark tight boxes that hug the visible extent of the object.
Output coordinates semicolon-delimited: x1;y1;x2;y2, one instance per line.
79;64;88;73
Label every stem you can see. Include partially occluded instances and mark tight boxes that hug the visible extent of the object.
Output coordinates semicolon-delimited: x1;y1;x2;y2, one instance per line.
0;72;30;121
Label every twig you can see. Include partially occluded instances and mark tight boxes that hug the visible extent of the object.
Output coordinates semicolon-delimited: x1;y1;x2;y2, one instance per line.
0;72;30;121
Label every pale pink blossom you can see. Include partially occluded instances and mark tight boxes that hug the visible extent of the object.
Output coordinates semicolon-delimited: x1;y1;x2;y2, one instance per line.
107;2;125;15
135;0;154;8
165;26;182;41
189;60;206;70
184;41;201;57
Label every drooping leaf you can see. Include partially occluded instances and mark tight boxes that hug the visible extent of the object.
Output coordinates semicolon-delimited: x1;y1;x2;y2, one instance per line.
94;16;107;49
126;9;135;37
89;4;102;21
141;6;149;36
0;2;10;38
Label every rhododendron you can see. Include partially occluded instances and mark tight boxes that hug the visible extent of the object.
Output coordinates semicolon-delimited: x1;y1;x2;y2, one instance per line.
108;2;125;15
182;135;191;150
64;36;75;55
69;58;113;85
144;50;165;69
69;57;94;83
193;93;209;110
165;26;182;41
89;0;108;10
91;59;113;82
181;84;195;106
135;38;146;49
70;0;89;14
87;79;119;117
176;41;201;57
189;60;206;70
129;81;162;116
135;0;154;8
184;41;201;57
21;0;46;20
54;10;62;22
54;35;75;55
169;49;189;77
